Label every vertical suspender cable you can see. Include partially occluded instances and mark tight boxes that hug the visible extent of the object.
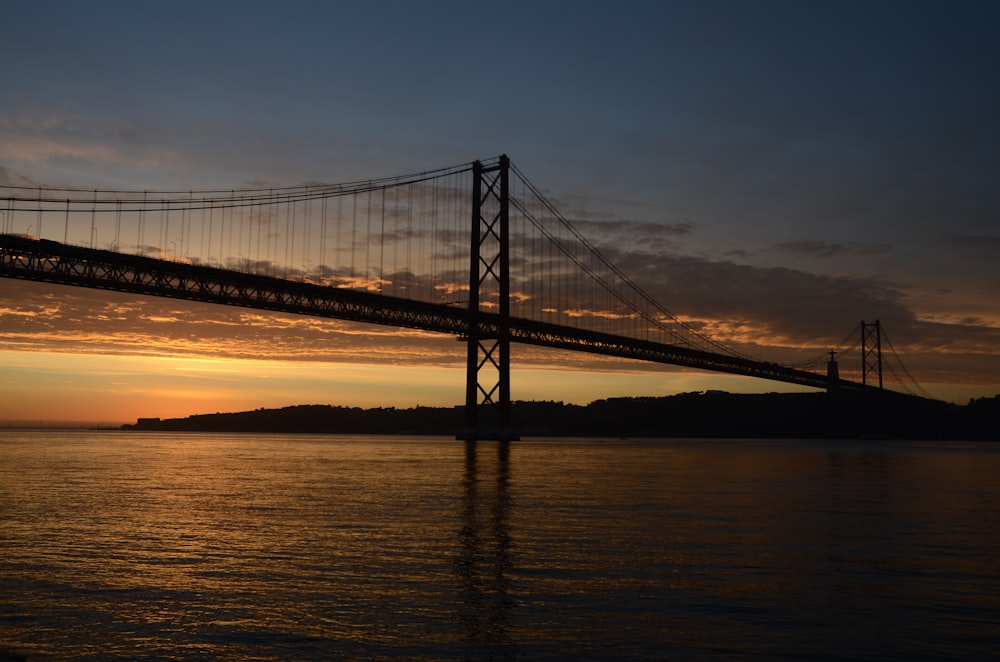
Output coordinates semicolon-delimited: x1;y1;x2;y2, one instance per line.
351;191;357;282
430;177;438;300
90;190;97;249
379;186;386;293
289;193;297;278
115;199;122;251
392;184;400;294
256;198;263;273
284;194;291;279
162;201;169;259
198;197;206;262
207;202;214;264
335;195;343;283
221;193;229;268
320;194;328;282
238;193;245;270
304;192;312;280
365;188;373;285
406;182;413;295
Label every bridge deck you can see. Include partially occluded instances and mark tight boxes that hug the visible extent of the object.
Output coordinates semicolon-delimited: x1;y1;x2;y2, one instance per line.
0;233;880;395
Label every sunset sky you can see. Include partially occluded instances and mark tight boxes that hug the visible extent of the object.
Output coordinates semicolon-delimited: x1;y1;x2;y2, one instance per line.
3;0;1000;425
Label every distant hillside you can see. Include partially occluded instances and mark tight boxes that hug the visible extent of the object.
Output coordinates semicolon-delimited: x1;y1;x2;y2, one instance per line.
124;392;999;440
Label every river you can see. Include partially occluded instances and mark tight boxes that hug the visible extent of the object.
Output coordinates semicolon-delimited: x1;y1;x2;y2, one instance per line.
1;432;998;660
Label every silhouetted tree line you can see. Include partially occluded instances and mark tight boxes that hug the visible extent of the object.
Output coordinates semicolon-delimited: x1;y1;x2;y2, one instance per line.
124;391;998;440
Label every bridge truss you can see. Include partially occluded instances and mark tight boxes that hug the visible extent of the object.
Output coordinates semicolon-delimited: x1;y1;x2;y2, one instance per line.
0;234;882;397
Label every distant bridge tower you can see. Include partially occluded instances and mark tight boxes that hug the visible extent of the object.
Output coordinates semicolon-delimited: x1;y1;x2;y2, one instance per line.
861;319;883;389
460;155;518;441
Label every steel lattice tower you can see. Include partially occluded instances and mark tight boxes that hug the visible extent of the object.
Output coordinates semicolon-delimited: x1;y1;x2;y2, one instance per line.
460;156;518;440
861;319;883;389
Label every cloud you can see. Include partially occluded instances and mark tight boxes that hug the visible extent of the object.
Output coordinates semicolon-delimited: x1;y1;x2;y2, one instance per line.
0;165;56;188
771;240;891;258
940;233;1000;262
0;114;73;133
592;249;907;339
571;219;695;252
1;135;118;165
0;279;467;364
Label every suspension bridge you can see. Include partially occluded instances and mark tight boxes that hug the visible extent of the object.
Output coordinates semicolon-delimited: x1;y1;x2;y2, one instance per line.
0;155;931;438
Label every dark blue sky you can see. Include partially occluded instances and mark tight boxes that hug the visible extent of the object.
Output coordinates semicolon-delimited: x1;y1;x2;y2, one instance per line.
3;0;999;414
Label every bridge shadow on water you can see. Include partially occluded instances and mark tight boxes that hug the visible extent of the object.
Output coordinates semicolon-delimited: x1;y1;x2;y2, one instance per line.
455;440;515;660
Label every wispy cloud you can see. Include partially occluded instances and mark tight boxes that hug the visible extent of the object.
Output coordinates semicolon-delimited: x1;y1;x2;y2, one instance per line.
771;240;891;258
572;219;695;252
1;135;119;165
0;279;463;365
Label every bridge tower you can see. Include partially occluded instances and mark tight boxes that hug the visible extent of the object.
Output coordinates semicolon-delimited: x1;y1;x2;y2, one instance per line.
460;156;519;441
861;319;883;389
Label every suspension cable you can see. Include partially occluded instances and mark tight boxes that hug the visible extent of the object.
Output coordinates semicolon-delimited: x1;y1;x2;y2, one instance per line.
788;322;862;369
510;162;752;358
881;326;936;399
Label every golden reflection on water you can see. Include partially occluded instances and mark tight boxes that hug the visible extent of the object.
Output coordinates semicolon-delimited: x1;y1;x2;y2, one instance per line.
1;433;999;660
456;440;514;659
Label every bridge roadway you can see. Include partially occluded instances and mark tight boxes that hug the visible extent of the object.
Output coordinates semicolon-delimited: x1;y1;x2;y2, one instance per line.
0;233;876;395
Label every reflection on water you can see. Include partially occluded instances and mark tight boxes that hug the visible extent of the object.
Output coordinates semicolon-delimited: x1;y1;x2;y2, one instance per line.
1;433;999;660
456;440;514;659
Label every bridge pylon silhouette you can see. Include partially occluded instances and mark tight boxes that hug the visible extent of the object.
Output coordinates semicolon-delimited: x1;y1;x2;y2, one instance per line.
861;320;883;389
460;156;518;441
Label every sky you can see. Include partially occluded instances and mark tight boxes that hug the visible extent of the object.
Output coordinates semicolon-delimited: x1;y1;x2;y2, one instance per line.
2;0;1000;424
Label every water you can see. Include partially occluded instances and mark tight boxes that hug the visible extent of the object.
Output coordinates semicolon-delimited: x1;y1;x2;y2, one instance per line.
1;432;998;660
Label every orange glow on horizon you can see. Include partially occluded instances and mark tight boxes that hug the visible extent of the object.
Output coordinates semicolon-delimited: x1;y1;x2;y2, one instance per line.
2;346;997;426
2;277;999;425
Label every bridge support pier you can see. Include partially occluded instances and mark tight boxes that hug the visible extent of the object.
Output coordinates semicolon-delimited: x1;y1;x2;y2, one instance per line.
458;156;519;441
